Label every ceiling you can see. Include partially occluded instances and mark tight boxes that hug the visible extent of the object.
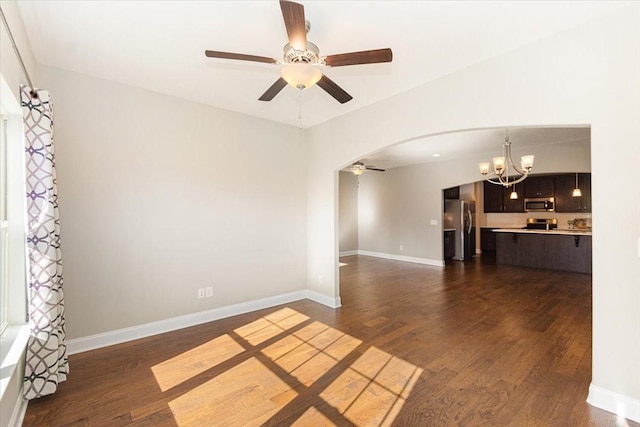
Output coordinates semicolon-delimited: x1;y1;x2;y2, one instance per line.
15;2;612;172
357;126;591;171
17;1;625;130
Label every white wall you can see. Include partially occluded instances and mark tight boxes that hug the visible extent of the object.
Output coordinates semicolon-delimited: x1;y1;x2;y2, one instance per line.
39;66;308;339
0;1;37;100
306;5;640;420
338;171;358;254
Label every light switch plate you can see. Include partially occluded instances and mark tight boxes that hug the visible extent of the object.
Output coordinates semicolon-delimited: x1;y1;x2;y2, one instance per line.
430;219;438;225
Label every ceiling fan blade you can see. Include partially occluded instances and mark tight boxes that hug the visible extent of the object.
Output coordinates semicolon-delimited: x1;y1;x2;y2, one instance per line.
258;78;288;101
279;1;307;51
205;50;278;64
325;48;393;67
316;75;353;104
366;167;386;172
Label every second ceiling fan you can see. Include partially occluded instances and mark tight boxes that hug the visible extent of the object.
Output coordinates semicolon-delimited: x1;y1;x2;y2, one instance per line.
205;0;392;104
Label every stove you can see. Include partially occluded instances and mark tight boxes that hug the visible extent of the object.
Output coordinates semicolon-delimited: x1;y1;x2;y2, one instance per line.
524;218;558;230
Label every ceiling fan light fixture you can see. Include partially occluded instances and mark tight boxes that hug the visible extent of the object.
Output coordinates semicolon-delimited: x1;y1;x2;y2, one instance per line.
350;162;367;175
281;63;322;90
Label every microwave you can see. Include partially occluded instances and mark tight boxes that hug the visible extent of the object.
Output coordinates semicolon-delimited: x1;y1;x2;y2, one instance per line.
524;197;555;212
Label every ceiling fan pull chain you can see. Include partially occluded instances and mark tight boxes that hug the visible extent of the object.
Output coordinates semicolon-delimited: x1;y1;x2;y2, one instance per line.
298;89;303;128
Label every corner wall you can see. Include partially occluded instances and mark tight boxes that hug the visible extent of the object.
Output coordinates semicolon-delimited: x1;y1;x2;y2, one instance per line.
39;66;308;340
338;171;358;254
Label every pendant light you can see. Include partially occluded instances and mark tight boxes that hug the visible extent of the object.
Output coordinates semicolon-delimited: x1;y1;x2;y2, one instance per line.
509;185;518;200
572;173;582;197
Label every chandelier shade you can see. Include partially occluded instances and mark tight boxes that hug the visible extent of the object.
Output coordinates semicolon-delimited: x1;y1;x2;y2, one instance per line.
479;130;534;187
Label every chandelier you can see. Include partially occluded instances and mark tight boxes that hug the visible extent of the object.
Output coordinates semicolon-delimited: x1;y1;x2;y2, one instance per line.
479;129;534;186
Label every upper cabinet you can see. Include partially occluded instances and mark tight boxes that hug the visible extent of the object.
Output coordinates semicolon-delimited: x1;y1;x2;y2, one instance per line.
483;173;591;213
483;181;504;212
554;173;591;213
443;186;460;200
524;175;555;198
483;181;524;213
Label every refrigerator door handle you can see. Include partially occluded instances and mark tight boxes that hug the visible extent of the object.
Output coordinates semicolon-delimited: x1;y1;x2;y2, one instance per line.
467;210;472;234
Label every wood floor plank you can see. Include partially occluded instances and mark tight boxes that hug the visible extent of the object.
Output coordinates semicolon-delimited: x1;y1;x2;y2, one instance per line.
23;254;638;427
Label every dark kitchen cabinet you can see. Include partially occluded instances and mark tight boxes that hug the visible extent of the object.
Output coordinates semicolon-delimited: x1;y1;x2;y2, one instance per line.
543;234;592;274
443;186;460;200
480;228;497;252
554;173;591;213
580;174;592;212
483;181;504;212
497;231;592;273
483;181;524;213
444;230;456;259
524;175;555;198
496;232;544;266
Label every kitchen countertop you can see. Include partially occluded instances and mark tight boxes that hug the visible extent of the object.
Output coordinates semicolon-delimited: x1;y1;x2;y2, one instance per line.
443;228;456;232
492;228;592;236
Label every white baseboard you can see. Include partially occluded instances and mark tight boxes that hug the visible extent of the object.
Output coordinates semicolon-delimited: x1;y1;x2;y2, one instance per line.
67;290;338;355
357;250;445;267
339;250;358;257
587;383;640;423
306;290;341;308
11;397;28;427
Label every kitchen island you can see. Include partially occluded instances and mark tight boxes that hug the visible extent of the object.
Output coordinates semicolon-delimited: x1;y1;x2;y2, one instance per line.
494;229;592;274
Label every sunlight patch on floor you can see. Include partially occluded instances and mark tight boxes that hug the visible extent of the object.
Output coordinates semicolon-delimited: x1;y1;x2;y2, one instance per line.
320;346;423;427
168;357;297;427
339;262;348;267
234;307;310;346
160;307;422;426
151;333;244;392
291;406;337;426
262;320;362;386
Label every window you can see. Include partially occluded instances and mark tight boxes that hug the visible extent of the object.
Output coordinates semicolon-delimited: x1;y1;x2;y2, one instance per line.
0;112;8;335
0;75;28;337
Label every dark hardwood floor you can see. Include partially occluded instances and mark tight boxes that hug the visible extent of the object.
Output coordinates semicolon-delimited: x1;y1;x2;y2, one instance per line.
23;255;637;426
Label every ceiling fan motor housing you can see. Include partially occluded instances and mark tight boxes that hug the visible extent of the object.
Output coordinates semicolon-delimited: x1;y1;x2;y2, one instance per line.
283;41;320;63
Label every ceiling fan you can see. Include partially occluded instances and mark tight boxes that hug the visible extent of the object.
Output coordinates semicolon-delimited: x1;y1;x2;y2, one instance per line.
350;161;385;175
204;0;392;104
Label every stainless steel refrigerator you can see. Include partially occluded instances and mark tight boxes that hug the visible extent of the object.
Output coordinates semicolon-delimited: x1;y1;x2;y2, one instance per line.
444;200;476;260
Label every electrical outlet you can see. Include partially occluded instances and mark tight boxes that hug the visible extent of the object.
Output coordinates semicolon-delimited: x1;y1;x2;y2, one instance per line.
399;245;403;251
205;286;213;297
197;288;205;299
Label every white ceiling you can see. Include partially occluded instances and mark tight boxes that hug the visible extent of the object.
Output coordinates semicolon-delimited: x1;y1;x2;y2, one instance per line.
359;126;591;171
16;1;611;170
17;1;626;130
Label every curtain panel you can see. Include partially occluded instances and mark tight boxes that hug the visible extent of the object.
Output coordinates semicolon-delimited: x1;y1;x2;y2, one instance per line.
21;85;68;399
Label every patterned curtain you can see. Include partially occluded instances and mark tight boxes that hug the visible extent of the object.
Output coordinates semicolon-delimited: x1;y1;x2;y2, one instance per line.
21;85;68;399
